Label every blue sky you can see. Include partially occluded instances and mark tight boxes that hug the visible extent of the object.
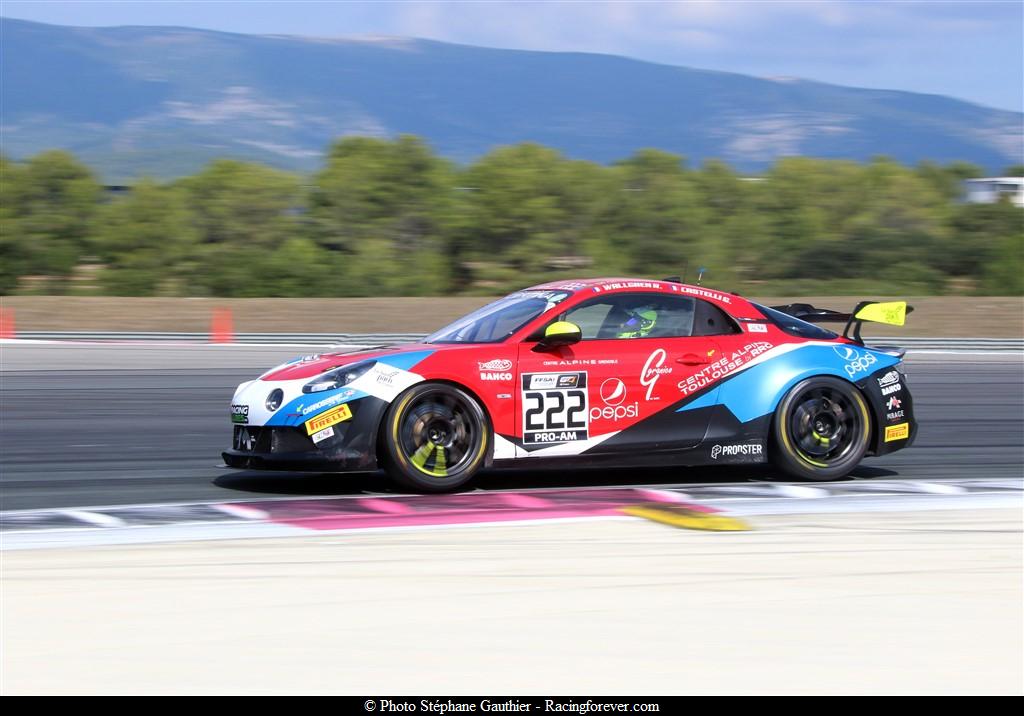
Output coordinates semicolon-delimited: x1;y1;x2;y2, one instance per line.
4;0;1022;112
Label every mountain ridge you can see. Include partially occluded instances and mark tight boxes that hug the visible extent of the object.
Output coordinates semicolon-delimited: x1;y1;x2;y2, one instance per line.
2;17;1020;180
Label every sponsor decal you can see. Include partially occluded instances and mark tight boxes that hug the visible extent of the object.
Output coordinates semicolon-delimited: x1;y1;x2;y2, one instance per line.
479;359;513;372
529;374;559;389
745;322;768;333
881;383;902;396
641;348;672;400
311;426;335;444
496;393;512;399
710;443;764;460
877;371;900;387
375;368;400;386
592;280;663;293
884;422;910;442
678;342;772;396
833;345;877;379
885;396;906;421
592;378;638;421
677;286;732;304
230;404;249;424
304;404;353;435
480;372;513;382
542;358;618;366
522;372;589;445
599;378;626;406
300;389;356;416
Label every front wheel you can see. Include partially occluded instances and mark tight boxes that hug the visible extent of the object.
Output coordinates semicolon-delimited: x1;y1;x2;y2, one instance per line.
381;383;490;492
771;376;871;481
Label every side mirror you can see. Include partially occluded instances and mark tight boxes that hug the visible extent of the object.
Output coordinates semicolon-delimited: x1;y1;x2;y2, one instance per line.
538;321;582;349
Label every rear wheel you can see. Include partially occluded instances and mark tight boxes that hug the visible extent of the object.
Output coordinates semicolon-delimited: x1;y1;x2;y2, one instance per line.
381;383;489;492
771;376;871;481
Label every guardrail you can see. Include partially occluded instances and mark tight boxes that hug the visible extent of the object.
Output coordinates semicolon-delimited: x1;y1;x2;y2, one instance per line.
7;332;1024;351
11;331;425;345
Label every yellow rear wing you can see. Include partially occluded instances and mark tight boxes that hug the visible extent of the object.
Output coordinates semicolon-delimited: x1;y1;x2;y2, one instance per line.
769;300;914;344
845;301;913;342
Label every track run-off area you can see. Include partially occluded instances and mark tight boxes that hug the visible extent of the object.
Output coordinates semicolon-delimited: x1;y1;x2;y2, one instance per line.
1;342;1021;694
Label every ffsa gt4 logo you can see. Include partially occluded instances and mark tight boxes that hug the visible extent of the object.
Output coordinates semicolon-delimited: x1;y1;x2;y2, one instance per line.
833;345;877;378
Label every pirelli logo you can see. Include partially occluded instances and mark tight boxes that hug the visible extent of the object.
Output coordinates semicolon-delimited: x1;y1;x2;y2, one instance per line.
304;404;352;435
884;422;910;442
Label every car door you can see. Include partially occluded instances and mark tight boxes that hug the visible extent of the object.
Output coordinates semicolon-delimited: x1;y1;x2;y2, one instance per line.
515;291;724;458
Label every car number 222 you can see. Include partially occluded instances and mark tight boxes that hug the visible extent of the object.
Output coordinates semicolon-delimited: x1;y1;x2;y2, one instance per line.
522;372;589;445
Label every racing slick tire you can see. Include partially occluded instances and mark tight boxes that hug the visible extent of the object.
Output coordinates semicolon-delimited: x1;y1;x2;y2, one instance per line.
381;382;490;493
771;376;871;481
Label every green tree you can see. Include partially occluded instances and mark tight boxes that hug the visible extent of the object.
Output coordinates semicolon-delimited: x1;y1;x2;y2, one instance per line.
0;151;101;293
174;160;306;296
594;150;706;279
310;135;456;295
450;143;610;291
92;180;199;295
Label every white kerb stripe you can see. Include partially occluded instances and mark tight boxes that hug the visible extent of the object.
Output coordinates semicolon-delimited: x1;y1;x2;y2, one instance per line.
58;510;127;528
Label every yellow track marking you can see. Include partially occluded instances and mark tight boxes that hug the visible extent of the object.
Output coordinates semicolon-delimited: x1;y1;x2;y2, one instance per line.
621;504;751;532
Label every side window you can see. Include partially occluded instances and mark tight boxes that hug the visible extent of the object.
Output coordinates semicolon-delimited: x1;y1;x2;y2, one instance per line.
691;299;741;336
561;294;698;340
564;302;614;339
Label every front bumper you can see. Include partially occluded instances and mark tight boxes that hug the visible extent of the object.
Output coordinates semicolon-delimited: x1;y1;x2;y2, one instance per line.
223;421;379;473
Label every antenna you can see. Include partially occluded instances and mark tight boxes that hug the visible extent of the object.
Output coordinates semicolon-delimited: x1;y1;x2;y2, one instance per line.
696;267;706;285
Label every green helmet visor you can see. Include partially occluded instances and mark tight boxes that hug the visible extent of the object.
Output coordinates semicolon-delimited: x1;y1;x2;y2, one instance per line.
617;309;657;338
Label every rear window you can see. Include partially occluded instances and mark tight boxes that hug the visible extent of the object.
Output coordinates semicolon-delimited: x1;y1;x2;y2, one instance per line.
755;303;838;340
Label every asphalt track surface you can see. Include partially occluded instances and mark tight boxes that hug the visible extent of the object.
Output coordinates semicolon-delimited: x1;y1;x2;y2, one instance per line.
1;344;1022;511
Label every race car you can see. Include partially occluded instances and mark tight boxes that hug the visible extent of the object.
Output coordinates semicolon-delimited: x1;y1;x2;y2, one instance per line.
224;278;917;492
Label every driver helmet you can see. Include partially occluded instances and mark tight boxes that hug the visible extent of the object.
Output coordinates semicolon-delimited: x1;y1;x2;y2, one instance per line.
617;308;658;338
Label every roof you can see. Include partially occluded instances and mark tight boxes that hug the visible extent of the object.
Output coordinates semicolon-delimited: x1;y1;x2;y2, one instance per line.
528;277;742;308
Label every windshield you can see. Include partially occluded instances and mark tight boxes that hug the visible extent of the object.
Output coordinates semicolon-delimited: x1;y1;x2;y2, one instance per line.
425;290;572;344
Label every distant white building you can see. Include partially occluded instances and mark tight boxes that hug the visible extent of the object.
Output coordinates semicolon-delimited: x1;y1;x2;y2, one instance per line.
963;177;1024;208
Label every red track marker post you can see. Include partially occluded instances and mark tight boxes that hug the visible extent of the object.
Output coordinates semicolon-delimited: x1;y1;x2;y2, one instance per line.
210;307;234;344
0;308;15;339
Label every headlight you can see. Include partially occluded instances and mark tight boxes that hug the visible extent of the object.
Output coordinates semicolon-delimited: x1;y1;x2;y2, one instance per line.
303;361;375;394
265;388;284;411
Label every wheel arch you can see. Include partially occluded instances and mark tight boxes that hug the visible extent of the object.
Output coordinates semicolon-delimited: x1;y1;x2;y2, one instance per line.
767;372;875;448
374;378;497;469
768;373;874;478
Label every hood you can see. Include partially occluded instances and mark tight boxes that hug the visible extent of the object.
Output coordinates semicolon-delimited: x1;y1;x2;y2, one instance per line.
261;343;434;381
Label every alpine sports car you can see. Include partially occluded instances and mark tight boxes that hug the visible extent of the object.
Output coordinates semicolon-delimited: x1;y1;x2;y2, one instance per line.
224;278;917;492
